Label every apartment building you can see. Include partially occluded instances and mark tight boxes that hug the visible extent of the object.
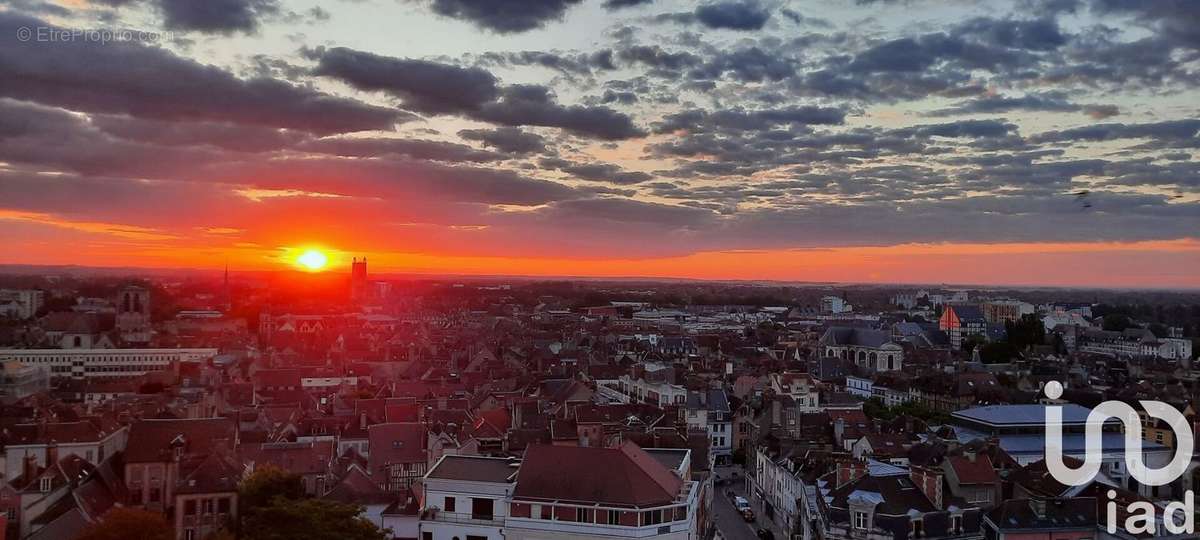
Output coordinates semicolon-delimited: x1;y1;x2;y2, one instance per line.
420;442;703;540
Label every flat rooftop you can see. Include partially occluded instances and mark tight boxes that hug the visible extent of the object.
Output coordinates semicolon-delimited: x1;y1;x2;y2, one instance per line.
644;448;690;473
426;455;518;483
952;404;1092;427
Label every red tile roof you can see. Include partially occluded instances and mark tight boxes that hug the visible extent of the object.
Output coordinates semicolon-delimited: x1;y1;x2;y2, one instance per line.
948;454;998;485
367;423;426;473
124;418;237;463
513;440;683;508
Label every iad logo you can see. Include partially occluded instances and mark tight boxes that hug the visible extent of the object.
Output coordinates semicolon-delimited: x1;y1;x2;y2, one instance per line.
1042;381;1196;534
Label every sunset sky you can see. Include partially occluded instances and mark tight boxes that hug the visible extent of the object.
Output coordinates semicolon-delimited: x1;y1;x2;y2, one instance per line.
0;0;1197;287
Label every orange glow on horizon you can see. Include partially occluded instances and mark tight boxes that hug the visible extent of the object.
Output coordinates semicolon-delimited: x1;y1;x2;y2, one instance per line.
0;229;1196;288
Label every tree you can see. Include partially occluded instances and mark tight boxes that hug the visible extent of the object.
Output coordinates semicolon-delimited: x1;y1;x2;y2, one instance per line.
1102;314;1134;332
979;342;1019;364
239;465;305;512
1005;314;1045;349
79;508;173;540
1148;323;1170;339
242;498;389;540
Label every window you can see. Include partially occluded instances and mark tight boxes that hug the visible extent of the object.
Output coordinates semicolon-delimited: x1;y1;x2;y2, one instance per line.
951;515;962;533
540;505;553;520
471;498;494;520
911;518;923;537
39;477;51;493
444;496;456;512
218;498;230;514
854;511;868;530
185;500;197;515
422;533;433;540
576;508;588;522
149;487;161;503
203;499;213;514
184;529;195;540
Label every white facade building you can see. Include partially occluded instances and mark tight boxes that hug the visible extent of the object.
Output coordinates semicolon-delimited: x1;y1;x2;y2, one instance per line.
0;348;217;380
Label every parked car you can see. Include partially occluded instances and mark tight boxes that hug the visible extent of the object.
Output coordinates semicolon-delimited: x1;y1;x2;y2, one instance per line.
733;496;754;521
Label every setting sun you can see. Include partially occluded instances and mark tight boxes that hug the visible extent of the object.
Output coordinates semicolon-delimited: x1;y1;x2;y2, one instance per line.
296;249;329;271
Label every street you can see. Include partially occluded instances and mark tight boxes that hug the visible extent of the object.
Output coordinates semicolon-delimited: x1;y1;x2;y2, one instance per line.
712;465;786;540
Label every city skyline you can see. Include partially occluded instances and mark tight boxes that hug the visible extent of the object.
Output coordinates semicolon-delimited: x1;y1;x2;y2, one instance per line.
1;0;1198;287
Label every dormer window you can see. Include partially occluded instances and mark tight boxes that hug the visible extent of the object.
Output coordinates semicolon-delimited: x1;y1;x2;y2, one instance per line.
39;477;51;492
853;511;868;530
911;518;924;537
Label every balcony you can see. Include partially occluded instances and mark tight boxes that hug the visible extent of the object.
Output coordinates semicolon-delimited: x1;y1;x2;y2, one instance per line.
421;509;503;527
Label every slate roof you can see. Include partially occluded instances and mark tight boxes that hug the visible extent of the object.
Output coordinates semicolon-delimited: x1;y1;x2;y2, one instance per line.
825;469;936;515
985;498;1095;531
819;327;892;348
427;455;517;483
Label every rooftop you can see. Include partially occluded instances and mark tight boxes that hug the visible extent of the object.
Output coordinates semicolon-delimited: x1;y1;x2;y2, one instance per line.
426;455;518;483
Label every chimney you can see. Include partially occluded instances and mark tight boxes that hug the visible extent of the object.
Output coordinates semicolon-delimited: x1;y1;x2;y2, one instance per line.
22;454;37;484
46;442;58;467
911;466;944;510
360;412;368;430
836;459;868;488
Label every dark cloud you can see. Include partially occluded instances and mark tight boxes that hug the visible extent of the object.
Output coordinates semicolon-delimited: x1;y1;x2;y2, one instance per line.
542;197;716;227
0;14;404;135
904;120;1018;138
156;0;280;34
91;115;309;153
955;17;1067;51
653;106;846;134
310;47;500;114
1091;0;1200;49
780;9;832;28
848;33;1030;73
1031;119;1200;146
458;127;548;155
602;0;653;9
928;91;1116;117
310;47;643;139
477;50;616;77
1082;104;1120;119
539;158;654;184
616;45;702;75
473;85;644;140
298;137;507;162
410;0;584;33
695;1;771;31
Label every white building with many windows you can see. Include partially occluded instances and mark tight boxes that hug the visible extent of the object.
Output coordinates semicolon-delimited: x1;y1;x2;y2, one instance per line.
0;348;216;380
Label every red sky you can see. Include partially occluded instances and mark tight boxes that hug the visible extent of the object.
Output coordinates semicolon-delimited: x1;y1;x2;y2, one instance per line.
2;3;1199;289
